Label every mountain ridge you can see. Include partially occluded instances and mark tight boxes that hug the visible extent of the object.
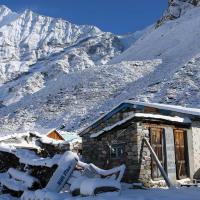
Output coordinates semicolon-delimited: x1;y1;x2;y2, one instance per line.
1;3;200;134
0;5;124;84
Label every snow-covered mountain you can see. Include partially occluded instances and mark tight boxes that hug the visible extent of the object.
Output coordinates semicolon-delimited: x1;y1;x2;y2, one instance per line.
1;1;200;134
110;1;200;105
157;0;200;26
0;5;124;84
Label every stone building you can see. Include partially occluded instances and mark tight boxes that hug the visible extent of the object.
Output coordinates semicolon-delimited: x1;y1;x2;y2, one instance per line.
79;101;200;186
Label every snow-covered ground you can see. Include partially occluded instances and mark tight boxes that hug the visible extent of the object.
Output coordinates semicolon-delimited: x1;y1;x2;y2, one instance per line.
91;187;200;200
1;186;200;200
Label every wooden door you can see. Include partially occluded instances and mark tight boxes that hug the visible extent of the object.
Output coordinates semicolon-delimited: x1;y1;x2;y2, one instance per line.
174;129;189;179
150;128;165;179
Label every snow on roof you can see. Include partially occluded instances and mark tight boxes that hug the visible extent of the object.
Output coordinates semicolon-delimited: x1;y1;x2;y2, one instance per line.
59;131;81;143
126;100;200;117
90;113;191;138
80;101;198;136
39;135;67;145
39;134;81;147
46;129;81;143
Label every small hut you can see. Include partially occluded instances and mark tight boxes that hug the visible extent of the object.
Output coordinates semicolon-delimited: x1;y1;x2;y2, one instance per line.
79;101;200;186
46;129;82;154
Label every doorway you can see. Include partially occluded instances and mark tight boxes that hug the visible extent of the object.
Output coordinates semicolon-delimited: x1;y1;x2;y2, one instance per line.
150;127;165;180
173;129;189;179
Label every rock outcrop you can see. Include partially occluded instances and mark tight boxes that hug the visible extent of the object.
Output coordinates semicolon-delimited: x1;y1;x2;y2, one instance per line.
157;0;200;27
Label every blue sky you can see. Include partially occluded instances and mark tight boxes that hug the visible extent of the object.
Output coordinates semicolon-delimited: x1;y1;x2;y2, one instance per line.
1;0;167;34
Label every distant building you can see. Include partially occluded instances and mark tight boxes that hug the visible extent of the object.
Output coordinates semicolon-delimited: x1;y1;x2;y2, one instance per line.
47;129;82;154
47;129;65;141
79;101;200;186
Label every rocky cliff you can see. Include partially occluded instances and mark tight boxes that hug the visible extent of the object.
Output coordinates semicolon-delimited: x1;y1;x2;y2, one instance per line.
157;0;200;26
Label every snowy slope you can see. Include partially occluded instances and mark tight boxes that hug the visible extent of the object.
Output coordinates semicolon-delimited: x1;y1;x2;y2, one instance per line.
0;59;161;133
0;5;126;133
135;54;200;106
1;2;200;133
108;5;200;106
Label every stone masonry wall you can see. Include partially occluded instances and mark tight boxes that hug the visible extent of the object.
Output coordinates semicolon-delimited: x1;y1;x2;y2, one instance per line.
83;123;140;182
191;121;200;178
136;122;153;187
90;108;135;135
82;121;154;185
83;121;193;187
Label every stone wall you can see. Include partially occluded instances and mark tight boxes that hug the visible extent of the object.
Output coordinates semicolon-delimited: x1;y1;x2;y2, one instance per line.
191;121;200;178
82;121;154;185
136;123;152;187
82;119;196;186
89;108;135;135
83;123;137;182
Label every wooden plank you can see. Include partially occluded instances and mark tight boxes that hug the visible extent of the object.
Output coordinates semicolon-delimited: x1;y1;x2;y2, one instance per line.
47;131;64;141
144;107;159;113
143;138;173;188
150;128;164;179
174;129;189;179
144;123;189;129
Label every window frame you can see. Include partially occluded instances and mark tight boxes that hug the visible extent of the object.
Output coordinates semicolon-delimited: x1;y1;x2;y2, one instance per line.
110;143;125;159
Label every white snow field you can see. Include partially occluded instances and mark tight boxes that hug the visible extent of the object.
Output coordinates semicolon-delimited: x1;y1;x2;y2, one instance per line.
1;1;200;133
1;187;200;200
0;59;161;134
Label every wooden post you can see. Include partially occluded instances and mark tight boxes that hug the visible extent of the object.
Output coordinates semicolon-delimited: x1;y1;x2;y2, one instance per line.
143;137;174;188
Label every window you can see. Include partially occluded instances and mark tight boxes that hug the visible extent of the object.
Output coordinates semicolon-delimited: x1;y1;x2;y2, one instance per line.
110;144;124;159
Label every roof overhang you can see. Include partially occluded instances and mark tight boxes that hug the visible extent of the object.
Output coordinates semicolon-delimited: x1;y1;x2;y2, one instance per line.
90;113;192;138
79;101;200;137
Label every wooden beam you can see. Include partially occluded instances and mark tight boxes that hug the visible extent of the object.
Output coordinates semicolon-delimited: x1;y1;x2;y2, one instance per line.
143;137;174;188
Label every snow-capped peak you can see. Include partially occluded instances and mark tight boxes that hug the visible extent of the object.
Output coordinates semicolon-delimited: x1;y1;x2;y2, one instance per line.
0;5;123;84
0;5;19;28
0;5;11;13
